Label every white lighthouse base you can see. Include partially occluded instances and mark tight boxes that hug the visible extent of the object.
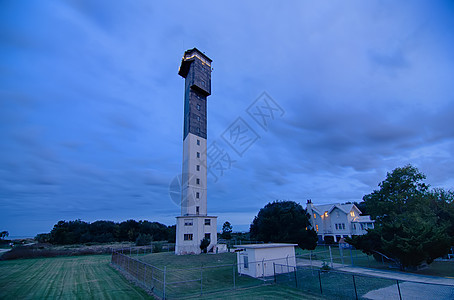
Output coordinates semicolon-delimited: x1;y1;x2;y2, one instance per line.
175;216;217;255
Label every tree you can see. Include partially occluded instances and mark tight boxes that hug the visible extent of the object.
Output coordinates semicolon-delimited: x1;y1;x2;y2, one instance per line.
200;238;210;253
118;220;140;242
221;221;233;240
346;165;452;269
363;165;429;221
0;231;9;240
250;200;317;250
136;233;153;246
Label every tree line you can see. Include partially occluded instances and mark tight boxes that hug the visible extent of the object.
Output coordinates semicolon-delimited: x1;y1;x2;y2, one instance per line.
36;219;176;245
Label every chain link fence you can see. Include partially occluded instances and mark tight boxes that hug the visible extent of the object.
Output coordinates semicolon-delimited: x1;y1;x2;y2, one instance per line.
297;244;398;270
111;249;294;299
275;264;454;300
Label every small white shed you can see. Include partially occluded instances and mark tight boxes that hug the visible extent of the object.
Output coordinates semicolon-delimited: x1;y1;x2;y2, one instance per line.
236;243;297;278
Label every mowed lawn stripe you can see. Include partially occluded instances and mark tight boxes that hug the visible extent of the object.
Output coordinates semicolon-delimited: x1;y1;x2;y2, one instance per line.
0;255;152;299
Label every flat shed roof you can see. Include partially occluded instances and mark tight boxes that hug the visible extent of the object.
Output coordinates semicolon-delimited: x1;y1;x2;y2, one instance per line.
236;243;297;249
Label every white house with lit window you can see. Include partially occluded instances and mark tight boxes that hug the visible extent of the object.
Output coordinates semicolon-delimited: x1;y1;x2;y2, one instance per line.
306;200;374;243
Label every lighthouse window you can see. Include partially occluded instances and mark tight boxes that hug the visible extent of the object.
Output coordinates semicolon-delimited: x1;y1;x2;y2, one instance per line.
201;80;205;86
197;104;200;111
197;152;200;158
196;178;200;184
196;192;200;199
197;115;200;121
184;219;193;226
205;219;211;225
205;233;210;240
196;165;200;171
184;234;193;241
197;139;200;145
197;127;200;134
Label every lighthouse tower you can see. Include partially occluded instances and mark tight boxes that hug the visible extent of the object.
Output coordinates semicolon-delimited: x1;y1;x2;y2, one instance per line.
175;48;218;255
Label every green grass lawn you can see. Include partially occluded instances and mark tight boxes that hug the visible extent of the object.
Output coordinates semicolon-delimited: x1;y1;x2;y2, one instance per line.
0;255;152;299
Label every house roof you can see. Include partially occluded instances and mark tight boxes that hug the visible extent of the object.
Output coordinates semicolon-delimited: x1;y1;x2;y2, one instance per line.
352;215;375;223
311;203;360;215
235;243;297;249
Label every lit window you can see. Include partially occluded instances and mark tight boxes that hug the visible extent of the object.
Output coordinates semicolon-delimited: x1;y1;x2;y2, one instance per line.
316;225;319;232
184;219;193;226
197;139;200;145
350;211;355;217
196;178;200;185
324;212;328;217
197;152;200;158
313;213;316;219
184;234;193;241
205;219;210;225
196;165;200;171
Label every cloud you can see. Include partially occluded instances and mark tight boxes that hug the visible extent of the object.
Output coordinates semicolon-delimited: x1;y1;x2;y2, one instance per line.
1;0;454;236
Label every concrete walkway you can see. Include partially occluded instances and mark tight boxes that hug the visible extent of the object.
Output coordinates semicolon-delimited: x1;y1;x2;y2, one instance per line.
297;258;454;286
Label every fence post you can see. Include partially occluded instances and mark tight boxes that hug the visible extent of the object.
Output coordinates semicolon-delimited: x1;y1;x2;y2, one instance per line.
310;250;313;270
396;280;402;300
163;266;166;299
318;270;322;294
294;267;298;288
144;264;147;287
340;246;344;265
233;264;236;289
273;263;276;283
352;274;358;300
262;259;265;281
329;246;334;268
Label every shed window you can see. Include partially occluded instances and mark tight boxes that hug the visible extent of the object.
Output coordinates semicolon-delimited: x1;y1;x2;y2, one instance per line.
243;256;249;269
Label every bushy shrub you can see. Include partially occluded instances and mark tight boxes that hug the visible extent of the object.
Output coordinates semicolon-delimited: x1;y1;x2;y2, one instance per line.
136;234;152;246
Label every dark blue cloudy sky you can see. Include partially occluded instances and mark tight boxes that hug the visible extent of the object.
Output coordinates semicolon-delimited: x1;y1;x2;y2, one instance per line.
1;1;454;236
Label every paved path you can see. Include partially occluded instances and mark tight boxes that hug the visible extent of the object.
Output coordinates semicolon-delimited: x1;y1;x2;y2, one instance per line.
297;258;454;286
